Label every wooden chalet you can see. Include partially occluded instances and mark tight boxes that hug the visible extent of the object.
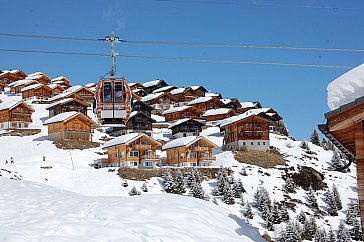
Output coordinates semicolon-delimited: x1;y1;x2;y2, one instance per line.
190;86;208;97
142;79;168;94
240;101;262;113
152;85;176;94
202;108;236;124
48;84;65;96
0;100;34;129
162;136;217;167
46;98;89;117
221;98;242;113
51;76;71;90
205;92;223;99
103;133;162;168
132;88;148;97
27;72;51;85
162;105;203;122
220;113;273;151
125;100;155;133
49;92;85;104
63;85;94;105
169;118;205;139
187;96;225;112
21;84;53;101
141;92;178;114
44;111;96;141
10;79;39;94
0;70;27;85
128;82;144;91
170;87;199;106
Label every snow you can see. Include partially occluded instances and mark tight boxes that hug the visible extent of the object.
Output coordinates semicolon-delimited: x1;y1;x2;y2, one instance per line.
203;108;232;116
43;111;79;125
162;136;198;150
0;177;262;242
63;85;83;94
205;92;220;97
141;92;164;102
49;92;75;102
47;83;60;89
152;85;176;93
187;96;213;105
11;79;36;87
170;87;185;95
219;111;260;127
162;105;190;115
240;102;256;108
142;79;163;88
20;83;43;92
132;88;143;93
328;63;364;110
0;100;24;111
103;133;141;148
51;76;69;83
84;82;97;88
151;114;165;122
220;98;232;105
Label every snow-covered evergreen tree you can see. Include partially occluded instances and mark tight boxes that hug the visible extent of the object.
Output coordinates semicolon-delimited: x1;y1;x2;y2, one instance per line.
277;121;289;136
284;221;302;242
261;201;271;221
302;215;317;240
332;183;342;210
324;188;338;216
298;210;307;224
228;175;235;184
141;182;148;192
240;193;245;206
222;181;235;205
278;203;290;222
300;139;310;151
346;200;360;225
174;169;186;194
321;138;328;150
306;186;318;208
283;177;296;193
328;226;336;242
190;180;205;200
240;166;248;176
242;202;254;219
253;186;271;211
129;186;141;196
162;168;176;193
122;180;128;187
330;149;345;171
270;200;280;224
213;167;228;196
232;178;245;198
350;218;362;241
311;129;321;146
337;221;351;242
315;227;328;242
186;168;196;188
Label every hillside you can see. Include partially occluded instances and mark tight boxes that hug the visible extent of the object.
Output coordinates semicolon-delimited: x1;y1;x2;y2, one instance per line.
0;92;360;241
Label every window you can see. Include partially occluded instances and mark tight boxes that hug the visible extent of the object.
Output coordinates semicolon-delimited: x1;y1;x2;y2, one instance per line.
251;142;254;146
200;153;208;157
188;153;197;158
243;142;246;146
145;151;152;156
191;162;197;167
129;162;138;167
258;142;260;145
263;142;266;145
129;151;139;157
144;161;153;167
180;153;185;159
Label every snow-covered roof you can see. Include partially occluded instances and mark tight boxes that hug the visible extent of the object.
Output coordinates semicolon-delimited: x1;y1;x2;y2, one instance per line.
21;83;43;92
142;80;164;88
170;88;185;95
128;82;137;87
63;85;84;94
187;96;213;105
49;92;76;102
220;99;232;105
327;63;364;110
84;83;97;88
240;102;256;108
162;106;191;115
219;109;268;127
0;100;32;111
0;70;21;75
203;108;232;117
103;133;141;148
48;84;60;89
162;136;198;150
51;76;70;83
132;88;144;93
46;97;88;110
152;85;176;94
12;79;37;87
141;93;165;102
26;72;50;81
168;118;204;129
205;92;220;97
151;114;165;122
44;111;79;125
190;86;202;90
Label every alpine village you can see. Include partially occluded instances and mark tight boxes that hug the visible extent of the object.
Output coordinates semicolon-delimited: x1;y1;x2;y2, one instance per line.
1;38;363;241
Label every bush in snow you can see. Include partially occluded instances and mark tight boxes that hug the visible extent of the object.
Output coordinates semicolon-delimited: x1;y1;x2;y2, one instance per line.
174;169;186;194
337;221;351;242
141;182;148;192
300;139;310;151
310;129;321;146
283;177;296;193
240;166;248;176
350;218;362;240
128;186;141;196
121;180;128;187
285;140;295;148
305;186;318;208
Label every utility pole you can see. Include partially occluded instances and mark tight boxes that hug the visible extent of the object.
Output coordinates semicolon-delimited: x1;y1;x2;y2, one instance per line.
102;32;121;80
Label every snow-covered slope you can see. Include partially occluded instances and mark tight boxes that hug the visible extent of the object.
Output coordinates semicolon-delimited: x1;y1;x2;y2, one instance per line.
327;63;364;110
0;177;263;242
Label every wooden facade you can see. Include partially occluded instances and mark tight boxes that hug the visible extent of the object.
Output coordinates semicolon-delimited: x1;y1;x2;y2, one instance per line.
21;84;53;100
0;70;27;85
128;82;144;91
51;76;71;90
163;106;203;122
104;133;162;168
46;98;89;117
203;108;236;123
0;101;34;129
221;114;272;151
188;97;225;112
67;86;94;105
142;92;178;114
142;80;168;94
221;98;242;113
50;92;85;104
126;111;155;133
170;87;199;105
169;118;205;138
10;79;39;94
163;136;217;167
0;82;5;92
44;112;96;141
190;86;208;97
48;84;65;96
27;72;51;85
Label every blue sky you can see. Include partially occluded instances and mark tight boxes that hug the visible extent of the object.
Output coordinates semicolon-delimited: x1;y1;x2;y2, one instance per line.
1;0;363;140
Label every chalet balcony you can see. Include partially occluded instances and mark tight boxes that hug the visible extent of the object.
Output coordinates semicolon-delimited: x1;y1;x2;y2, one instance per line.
132;126;151;131
12;110;33;115
141;154;160;161
10;117;32;122
200;156;216;161
192;146;209;151
133;144;152;150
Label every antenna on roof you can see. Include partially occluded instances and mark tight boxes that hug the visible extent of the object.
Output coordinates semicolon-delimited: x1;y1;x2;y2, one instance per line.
101;32;121;79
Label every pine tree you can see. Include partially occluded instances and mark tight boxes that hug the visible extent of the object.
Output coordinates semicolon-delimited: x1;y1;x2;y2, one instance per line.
300;139;310;151
315;227;328;242
253;186;272;212
350;218;362;240
270;200;281;224
222;181;235;205
278;203;290;222
186;168;196;188
346;200;360;225
141;182;148;192
213;167;228;196
302;216;317;240
283;177;296;193
240;193;246;206
326;140;334;151
240;166;248;176
261;201;271;221
190;180;205;199
306;186;318;208
284;221;302;242
330;149;344;171
242;202;254;219
311;129;321;146
332;183;342;210
174;169;186;194
321;138;328;150
298;210;307;224
129;186;141;196
328;226;336;242
162;168;176;193
324;188;338;216
232;178;245;198
337;221;351;242
277;121;289;136
228;175;235;184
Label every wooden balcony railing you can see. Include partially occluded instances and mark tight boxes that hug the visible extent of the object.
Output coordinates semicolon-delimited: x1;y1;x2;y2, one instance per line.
133;144;152;150
141;154;160;160
200;156;216;161
192;146;209;151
